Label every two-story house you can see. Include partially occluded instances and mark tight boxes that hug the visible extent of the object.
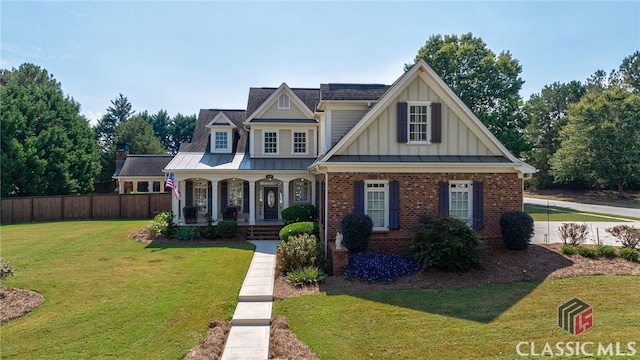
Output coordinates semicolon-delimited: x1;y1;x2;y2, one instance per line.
164;60;535;250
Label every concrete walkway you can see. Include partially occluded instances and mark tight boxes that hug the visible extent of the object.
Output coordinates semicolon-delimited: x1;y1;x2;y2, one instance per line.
221;240;279;360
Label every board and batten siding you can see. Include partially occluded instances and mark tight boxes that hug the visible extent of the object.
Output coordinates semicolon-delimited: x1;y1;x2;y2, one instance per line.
260;100;309;119
342;77;501;157
330;108;369;147
252;127;317;157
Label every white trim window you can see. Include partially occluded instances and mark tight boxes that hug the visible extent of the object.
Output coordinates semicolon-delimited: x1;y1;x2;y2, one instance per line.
294;180;310;203
212;130;231;153
408;101;430;143
449;181;473;226
278;94;290;109
293;131;307;154
366;180;388;230
263;131;278;154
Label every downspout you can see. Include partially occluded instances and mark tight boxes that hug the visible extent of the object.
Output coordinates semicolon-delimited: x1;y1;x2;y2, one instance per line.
314;163;329;255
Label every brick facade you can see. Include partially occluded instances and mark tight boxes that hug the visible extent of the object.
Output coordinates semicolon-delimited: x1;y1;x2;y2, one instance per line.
318;172;523;252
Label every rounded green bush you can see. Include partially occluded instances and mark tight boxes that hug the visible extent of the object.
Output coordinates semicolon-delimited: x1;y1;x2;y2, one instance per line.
340;212;373;253
577;246;597;258
281;204;317;225
620;247;639;262
500;211;534;251
561;245;576;255
279;221;319;241
217;220;237;238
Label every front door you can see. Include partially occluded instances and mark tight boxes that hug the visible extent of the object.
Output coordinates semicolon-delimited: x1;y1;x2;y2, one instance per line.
264;187;279;220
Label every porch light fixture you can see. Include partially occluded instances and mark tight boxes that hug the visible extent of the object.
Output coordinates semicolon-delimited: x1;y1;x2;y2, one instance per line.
266;174;273;181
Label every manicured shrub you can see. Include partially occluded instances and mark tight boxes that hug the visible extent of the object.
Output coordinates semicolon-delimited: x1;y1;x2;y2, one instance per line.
558;223;590;246
279;222;319;241
285;266;326;287
561;245;577;255
620;247;639;262
201;223;218;239
281;204;317;225
0;258;16;281
499;211;534;251
175;226;199;241
342;253;419;282
409;215;484;271
147;211;176;237
595;244;617;258
217;220;237;239
577;246;597;258
340;212;373;253
276;234;326;273
606;225;640;249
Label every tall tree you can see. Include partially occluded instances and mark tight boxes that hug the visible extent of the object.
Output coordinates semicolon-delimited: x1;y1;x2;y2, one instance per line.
550;88;640;197
94;94;135;183
114;116;166;155
523;81;585;189
406;33;527;155
149;109;172;150
0;63;101;196
618;51;640;92
169;113;196;154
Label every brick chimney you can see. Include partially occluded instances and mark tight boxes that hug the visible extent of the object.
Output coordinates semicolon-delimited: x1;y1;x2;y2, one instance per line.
116;143;129;170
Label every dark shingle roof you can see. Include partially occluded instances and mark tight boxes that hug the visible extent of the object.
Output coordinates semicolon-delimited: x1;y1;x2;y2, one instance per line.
113;155;174;177
320;83;391;101
179;109;246;153
246;87;320;117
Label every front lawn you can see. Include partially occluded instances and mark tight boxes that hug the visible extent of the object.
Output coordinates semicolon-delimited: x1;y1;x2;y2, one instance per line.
274;276;640;359
524;203;640;221
0;220;254;359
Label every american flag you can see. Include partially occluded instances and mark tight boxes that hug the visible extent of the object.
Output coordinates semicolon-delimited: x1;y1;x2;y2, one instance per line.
166;172;181;200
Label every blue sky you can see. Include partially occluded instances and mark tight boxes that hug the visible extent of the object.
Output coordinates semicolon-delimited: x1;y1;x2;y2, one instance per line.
2;1;639;125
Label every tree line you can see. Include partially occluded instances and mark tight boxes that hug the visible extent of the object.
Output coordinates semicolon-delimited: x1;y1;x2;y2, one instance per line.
2;33;638;197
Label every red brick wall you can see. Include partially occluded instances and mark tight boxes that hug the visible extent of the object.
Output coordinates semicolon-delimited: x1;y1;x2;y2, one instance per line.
323;172;523;252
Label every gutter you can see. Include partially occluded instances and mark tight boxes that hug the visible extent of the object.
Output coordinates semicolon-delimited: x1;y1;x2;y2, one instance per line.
314;163;329;255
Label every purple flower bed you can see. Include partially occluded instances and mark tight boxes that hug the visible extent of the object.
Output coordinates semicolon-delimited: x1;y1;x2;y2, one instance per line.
342;252;420;283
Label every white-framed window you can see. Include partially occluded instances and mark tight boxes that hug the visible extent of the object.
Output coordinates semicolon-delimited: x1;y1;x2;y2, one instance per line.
228;180;243;208
278;94;290;109
365;180;389;230
212;130;231;153
449;181;472;226
408;101;430;143
194;181;208;214
263;131;278;154
293;131;307;154
294;180;310;203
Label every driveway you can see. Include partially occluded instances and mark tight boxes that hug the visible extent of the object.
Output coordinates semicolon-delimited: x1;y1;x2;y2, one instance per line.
524;197;640;246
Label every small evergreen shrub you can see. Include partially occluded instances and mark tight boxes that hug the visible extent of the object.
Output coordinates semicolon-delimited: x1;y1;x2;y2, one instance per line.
499;211;534;251
281;204;317;225
558;223;590;246
276;234;326;273
340;212;374;253
620;247;639;262
577;246;597;258
342;253;419;282
0;258;16;281
606;225;640;249
147;211;176;237
561;245;577;255
595;244;617;258
279;222;319;241
409;215;484;271
217;220;237;238
285;266;326;287
175;226;199;241
201;223;218;239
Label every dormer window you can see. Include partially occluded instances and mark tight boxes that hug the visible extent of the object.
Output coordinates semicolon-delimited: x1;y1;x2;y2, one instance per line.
278;94;290;109
211;130;232;153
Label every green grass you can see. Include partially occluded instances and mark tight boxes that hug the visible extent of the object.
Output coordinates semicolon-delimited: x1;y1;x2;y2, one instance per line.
0;220;254;359
274;276;640;359
524;204;640;222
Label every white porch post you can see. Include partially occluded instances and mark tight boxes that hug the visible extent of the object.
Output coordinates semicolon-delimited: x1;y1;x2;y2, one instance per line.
211;180;218;222
249;180;256;225
133;180;138;193
179;180;186;224
171;179;180;224
118;181;124;194
283;180;290;210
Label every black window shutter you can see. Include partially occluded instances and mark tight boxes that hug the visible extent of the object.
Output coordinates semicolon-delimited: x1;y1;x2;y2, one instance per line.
186;181;193;207
472;181;484;229
397;102;408;142
438;181;449;217
208;181;212;214
431;102;441;143
243;181;249;213
389;180;400;230
220;181;228;209
354;180;365;214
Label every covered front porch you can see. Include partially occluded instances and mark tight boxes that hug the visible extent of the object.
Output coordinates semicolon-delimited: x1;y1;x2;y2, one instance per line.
170;173;315;226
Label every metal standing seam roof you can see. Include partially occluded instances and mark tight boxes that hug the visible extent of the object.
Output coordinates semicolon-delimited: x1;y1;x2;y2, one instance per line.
113;155;174;177
165;152;315;171
325;155;514;163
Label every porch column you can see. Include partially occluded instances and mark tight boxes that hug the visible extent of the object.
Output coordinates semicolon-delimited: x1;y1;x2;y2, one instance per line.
283;180;290;209
211;181;218;222
179;180;186;224
119;180;124;194
171;179;180;225
249;180;256;225
133;180;138;194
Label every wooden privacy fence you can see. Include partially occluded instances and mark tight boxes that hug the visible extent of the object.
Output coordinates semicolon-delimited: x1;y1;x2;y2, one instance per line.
1;193;172;225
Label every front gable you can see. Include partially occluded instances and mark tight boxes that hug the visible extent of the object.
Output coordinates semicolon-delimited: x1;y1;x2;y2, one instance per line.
245;83;315;123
